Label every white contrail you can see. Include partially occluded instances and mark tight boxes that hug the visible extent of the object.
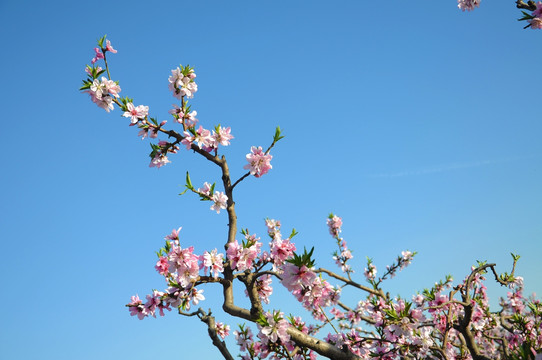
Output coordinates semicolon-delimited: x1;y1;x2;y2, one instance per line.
367;155;536;178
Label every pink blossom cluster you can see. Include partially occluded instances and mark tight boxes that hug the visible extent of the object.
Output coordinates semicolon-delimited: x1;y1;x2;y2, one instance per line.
128;290;171;320
181;125;234;153
168;66;197;99
200;248;224;278
246;274;273;304
320;268;542;359
244;146;273;178
86;77;121;112
235;318;317;360
327;214;353;273
82;38;238;171
530;2;542;29
227;233;263;272
267;221;296;268
126;205;542;359
91;39;116;64
280;262;340;321
326;214;342;237
457;0;480;12
149;139;179;169
82;38;121;112
128;227;229;319
259;311;291;344
215;322;230;340
364;262;377;281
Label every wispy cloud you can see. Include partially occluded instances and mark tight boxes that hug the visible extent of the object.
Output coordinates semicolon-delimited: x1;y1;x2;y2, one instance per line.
366;155;536;179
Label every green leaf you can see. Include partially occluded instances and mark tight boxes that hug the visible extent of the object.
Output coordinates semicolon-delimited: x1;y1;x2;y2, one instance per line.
273;126;285;142
97;35;106;48
287;247;315;268
185;172;194;190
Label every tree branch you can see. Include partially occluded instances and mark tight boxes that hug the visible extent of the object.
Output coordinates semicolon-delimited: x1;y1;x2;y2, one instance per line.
197;308;235;360
517;0;537;11
316;268;386;298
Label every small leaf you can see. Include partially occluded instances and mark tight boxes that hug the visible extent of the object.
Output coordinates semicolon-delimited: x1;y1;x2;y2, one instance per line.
185;172;193;190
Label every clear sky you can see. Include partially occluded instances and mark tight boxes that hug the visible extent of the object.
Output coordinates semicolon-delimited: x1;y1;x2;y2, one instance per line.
1;1;541;359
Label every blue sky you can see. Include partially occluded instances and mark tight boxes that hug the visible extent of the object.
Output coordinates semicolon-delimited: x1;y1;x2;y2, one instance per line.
1;1;541;359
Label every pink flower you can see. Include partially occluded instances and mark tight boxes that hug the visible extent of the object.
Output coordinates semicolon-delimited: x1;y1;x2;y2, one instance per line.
149;124;160;139
168;104;184;123
200;248;224;278
364;263;377;281
181;131;194;150
213;126;234;147
168;245;200;288
91;47;104;64
168;67;198;99
86;77;121;112
149;154;170;168
155;256;170;275
215;322;230;339
244;146;273;178
90;77;120;99
234;327;254;352
122;103;149;124
269;237;296;266
145;291;164;318
281;263;316;292
260;311;290;344
184;111;198;128
105;39;117;53
137;126;149;139
533;2;542;17
86;89;114;112
210;191;228;214
529;17;542;29
188;287;205;305
457;0;480;11
247;274;273;304
226;239;262;272
198;182;212;196
193;126;213;151
128;295;147;320
165;227;182;240
327;215;343;237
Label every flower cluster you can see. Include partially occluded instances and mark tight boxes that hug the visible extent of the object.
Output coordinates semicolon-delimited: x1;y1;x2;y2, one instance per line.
244;146;273;178
266;219;296;268
200;249;225;278
83;37;542;360
168;66;197;99
215;322;230;340
127;202;542;360
529;2;542;29
86;76;121;112
235;318;318;360
129;227;229;321
227;232;263;272
328;214;353;273
457;0;480;12
81;37;240;170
